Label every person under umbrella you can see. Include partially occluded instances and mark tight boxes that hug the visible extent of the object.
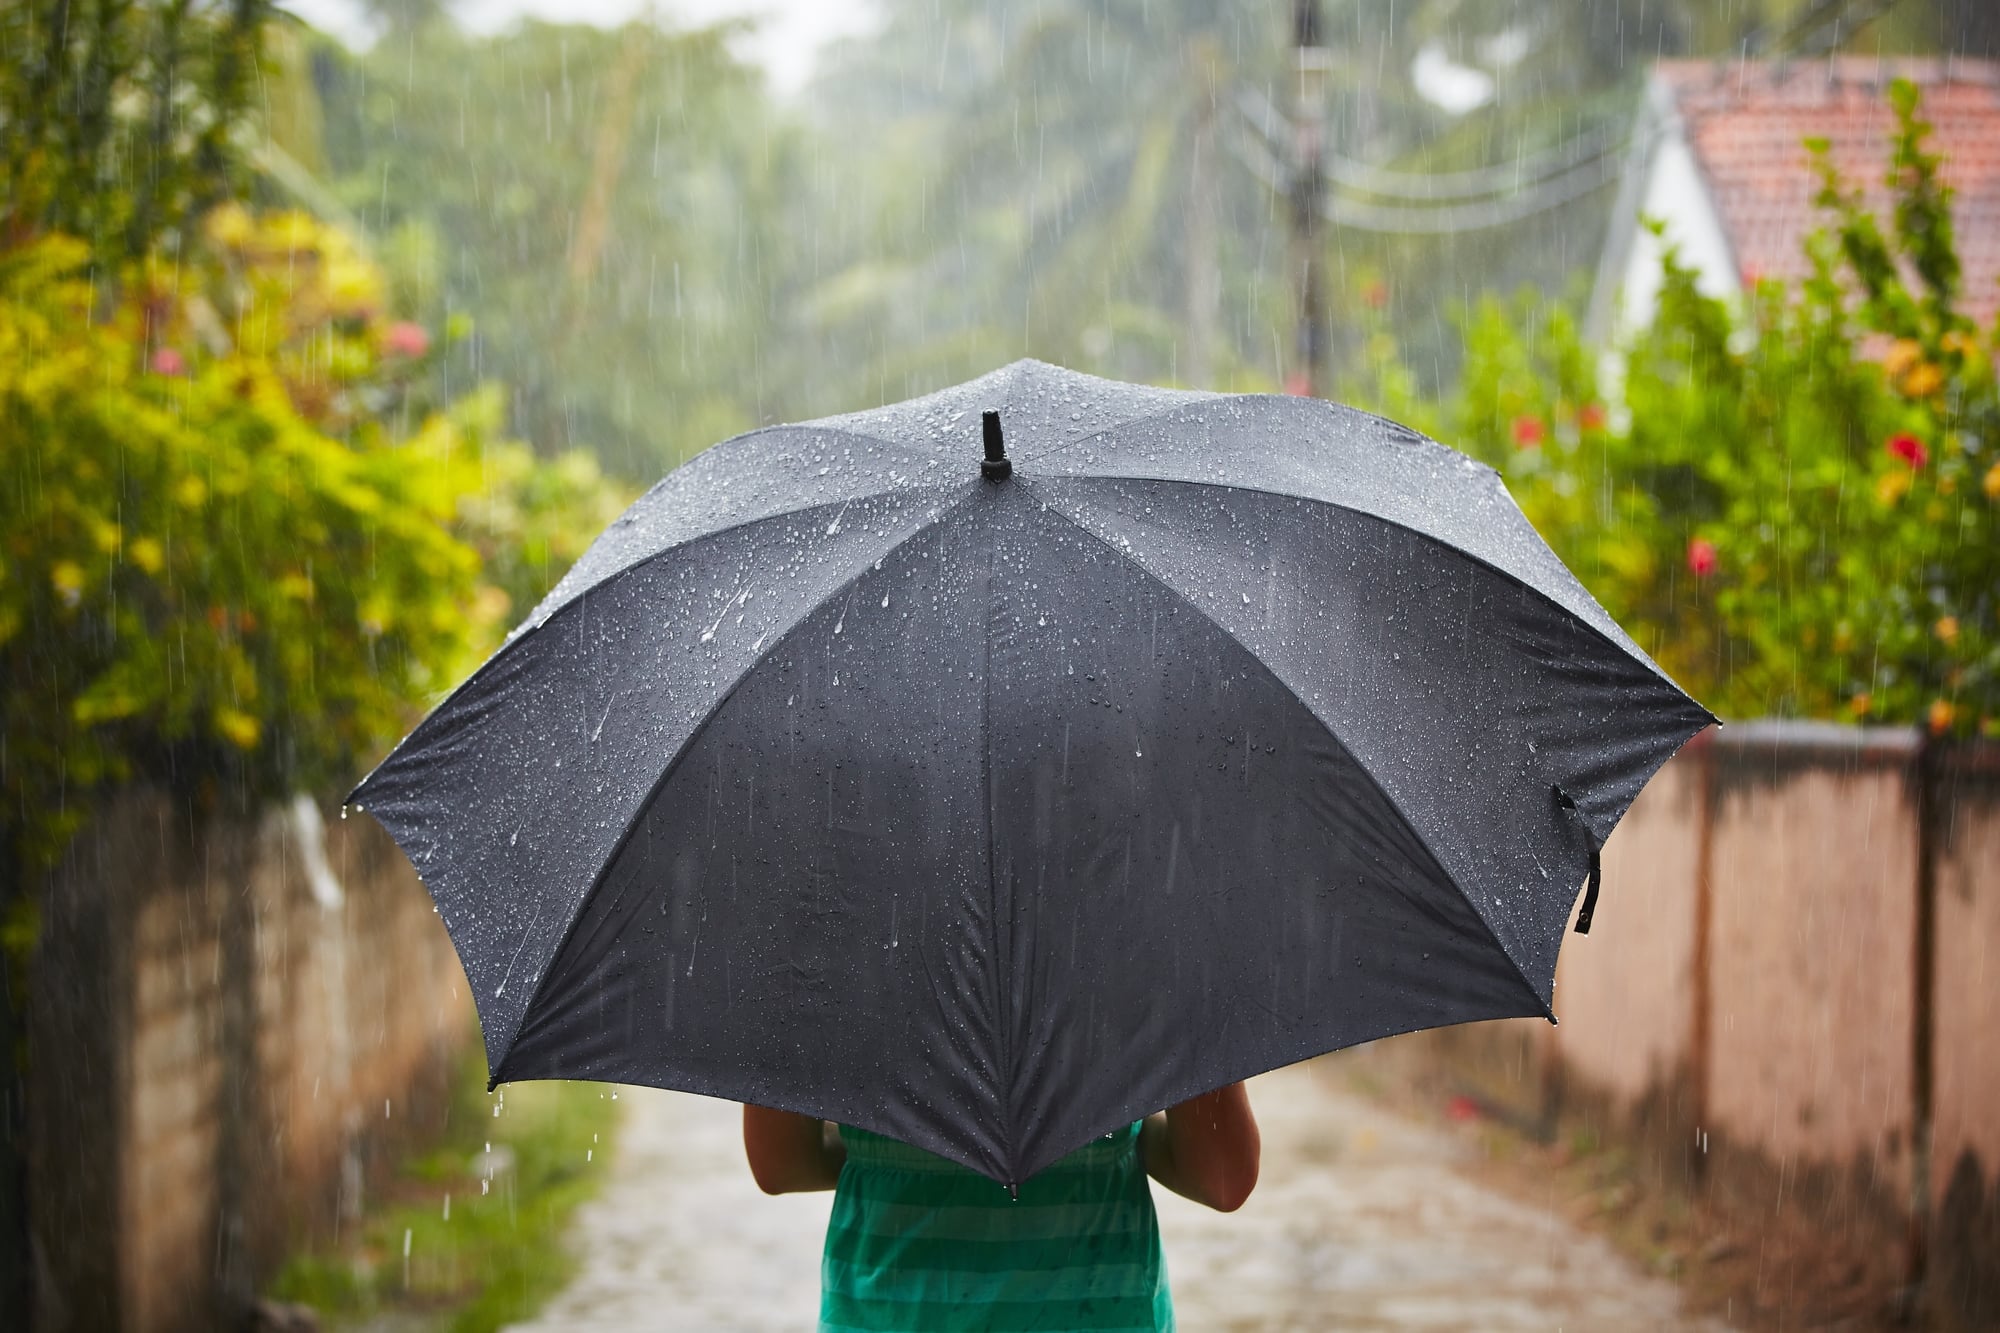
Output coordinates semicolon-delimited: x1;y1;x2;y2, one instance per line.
349;360;1710;1331
746;1083;1257;1330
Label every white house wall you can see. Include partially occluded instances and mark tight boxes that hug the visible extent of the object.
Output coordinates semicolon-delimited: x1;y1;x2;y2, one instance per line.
1616;122;1741;343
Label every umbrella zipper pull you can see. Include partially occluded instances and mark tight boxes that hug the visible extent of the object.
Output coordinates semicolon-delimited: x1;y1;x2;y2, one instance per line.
982;410;1012;481
1007;1181;1020;1201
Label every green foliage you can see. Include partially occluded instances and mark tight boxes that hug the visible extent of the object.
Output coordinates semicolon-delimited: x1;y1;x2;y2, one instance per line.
0;0;271;261
309;16;789;470
269;1044;619;1333
1347;80;2000;733
0;2;632;884
801;1;1286;395
0;208;628;870
284;0;1967;458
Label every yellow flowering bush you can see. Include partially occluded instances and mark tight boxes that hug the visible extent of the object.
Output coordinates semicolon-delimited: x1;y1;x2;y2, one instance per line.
0;211;628;869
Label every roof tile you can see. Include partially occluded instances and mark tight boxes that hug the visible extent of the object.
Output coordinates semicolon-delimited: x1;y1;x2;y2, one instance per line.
1654;57;2000;329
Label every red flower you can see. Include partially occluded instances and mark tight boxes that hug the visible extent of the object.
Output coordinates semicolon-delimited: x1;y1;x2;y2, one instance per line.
1445;1094;1483;1123
384;321;431;359
1360;278;1389;310
1686;537;1719;578
150;347;186;376
1886;432;1927;467
1510;416;1544;448
1578;402;1607;431
1283;372;1312;398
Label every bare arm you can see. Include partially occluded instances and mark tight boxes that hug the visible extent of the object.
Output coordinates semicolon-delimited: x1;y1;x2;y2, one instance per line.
742;1105;847;1194
1140;1081;1260;1212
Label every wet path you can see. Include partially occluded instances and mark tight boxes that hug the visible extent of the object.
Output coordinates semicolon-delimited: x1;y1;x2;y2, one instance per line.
506;1060;1727;1331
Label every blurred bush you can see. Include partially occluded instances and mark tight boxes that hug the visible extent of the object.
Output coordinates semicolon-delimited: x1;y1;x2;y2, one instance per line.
1348;80;1999;735
0;2;631;889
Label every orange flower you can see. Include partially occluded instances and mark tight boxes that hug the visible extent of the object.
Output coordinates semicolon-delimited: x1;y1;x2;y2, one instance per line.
1884;339;1923;379
1927;699;1957;734
1935;616;1959;644
1578;402;1608;431
1899;361;1945;398
1849;693;1873;718
1984;462;2000;501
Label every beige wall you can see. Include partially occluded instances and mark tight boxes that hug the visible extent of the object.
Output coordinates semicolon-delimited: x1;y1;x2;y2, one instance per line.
1552;753;1705;1110
1931;756;2000;1322
1506;727;2000;1324
31;791;472;1333
1705;759;1918;1188
1934;760;2000;1201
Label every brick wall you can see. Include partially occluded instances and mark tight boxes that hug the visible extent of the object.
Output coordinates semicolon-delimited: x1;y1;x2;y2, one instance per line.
29;790;471;1333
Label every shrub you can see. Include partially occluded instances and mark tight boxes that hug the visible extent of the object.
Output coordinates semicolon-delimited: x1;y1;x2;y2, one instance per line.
0;208;629;879
1347;79;1999;735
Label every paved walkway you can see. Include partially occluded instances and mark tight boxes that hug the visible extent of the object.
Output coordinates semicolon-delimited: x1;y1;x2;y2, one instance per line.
506;1060;1728;1331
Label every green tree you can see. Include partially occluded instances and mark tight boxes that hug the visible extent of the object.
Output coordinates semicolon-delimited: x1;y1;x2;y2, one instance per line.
309;15;795;470
0;2;632;878
800;0;1290;396
1;0;271;261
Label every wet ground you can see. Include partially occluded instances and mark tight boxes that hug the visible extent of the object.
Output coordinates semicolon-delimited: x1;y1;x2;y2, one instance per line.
505;1059;1730;1331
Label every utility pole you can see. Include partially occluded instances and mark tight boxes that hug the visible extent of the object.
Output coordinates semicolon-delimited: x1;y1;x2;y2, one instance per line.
1287;0;1332;397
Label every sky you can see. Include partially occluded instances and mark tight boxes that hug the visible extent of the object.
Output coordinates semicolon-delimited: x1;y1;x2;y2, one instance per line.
282;0;883;93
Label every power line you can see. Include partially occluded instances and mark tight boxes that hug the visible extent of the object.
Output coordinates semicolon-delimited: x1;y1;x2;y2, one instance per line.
1325;123;1628;202
1741;0;1904;58
1227;98;1645;236
1238;85;1629;202
1318;138;1635;234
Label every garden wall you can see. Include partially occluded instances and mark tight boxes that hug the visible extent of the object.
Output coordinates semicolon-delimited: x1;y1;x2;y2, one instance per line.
28;789;471;1333
1464;723;2000;1327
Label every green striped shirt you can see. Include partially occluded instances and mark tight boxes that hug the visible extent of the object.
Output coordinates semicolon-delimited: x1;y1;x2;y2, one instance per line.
820;1122;1174;1332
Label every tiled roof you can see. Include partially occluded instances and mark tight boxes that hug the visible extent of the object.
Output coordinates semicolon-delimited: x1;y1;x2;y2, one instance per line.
1654;57;2000;330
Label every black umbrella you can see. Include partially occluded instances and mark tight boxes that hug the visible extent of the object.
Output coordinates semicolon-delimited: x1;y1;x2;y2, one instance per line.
351;360;1710;1186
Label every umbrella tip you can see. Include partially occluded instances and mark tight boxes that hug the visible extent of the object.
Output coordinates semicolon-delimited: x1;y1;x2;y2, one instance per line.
981;410;1012;481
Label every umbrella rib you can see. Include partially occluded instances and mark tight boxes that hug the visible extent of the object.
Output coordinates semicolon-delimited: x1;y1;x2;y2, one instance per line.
492;487;987;1079
1026;492;1558;1025
976;530;1018;1181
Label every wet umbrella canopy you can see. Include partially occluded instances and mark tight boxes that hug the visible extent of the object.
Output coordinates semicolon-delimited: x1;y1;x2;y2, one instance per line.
352;359;1712;1186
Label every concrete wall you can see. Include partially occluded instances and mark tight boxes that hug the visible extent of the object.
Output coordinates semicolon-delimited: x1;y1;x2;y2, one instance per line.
29;790;471;1333
1931;749;2000;1320
1704;739;1919;1234
1492;725;2000;1327
1550;751;1705;1115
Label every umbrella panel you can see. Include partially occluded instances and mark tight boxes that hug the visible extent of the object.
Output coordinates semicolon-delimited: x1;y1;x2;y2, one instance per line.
502;488;1548;1183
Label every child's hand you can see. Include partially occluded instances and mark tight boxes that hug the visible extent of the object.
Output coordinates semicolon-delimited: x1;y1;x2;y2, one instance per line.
742;1105;847;1193
1140;1082;1260;1212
